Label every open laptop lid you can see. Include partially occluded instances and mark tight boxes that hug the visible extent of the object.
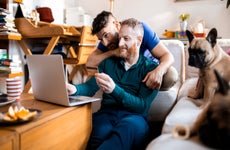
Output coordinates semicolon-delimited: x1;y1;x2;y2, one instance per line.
26;55;70;106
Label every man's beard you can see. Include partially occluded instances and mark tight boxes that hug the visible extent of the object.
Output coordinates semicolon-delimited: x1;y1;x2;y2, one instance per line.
107;33;119;50
119;44;138;60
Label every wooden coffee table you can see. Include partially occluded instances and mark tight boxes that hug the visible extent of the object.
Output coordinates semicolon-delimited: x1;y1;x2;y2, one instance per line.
0;93;92;150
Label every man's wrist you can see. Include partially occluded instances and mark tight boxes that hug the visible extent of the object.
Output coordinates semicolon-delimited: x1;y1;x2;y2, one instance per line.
110;48;119;57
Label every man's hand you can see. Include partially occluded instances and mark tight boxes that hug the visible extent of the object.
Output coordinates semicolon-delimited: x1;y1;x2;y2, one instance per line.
142;68;164;90
95;73;115;93
66;83;77;95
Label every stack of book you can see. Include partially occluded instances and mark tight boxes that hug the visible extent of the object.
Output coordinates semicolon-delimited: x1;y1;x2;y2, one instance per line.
0;58;23;78
0;8;21;36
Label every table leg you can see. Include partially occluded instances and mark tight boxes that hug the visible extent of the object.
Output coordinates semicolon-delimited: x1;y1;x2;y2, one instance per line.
22;80;31;93
18;40;33;55
43;36;60;54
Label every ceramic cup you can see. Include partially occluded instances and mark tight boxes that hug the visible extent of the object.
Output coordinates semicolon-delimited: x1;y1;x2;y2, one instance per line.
6;77;22;99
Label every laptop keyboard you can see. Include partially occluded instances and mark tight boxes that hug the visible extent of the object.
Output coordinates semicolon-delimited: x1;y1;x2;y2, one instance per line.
69;97;82;103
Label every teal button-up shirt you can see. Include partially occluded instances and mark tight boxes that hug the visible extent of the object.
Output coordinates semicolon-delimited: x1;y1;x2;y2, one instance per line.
74;55;159;117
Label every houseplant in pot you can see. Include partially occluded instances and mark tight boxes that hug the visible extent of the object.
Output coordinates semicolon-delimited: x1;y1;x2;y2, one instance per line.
179;13;190;32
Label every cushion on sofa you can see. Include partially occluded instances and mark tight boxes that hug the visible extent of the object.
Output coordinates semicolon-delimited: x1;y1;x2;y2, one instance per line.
217;39;230;51
162;97;202;134
148;83;180;121
146;134;213;150
177;77;198;100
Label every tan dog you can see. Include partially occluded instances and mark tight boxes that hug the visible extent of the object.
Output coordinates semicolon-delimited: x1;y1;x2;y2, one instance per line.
173;70;230;149
186;28;230;105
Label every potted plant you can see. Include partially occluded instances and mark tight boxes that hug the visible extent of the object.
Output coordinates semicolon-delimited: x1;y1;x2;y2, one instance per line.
179;13;190;32
179;13;190;22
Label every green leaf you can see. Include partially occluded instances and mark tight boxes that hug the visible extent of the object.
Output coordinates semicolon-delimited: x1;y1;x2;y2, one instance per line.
179;14;190;21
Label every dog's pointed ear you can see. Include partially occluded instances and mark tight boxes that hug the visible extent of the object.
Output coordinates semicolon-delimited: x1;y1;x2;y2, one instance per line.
186;30;194;44
214;69;230;95
206;28;217;48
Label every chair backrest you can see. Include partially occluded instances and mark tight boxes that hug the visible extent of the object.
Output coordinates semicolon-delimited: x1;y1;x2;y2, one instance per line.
76;26;98;65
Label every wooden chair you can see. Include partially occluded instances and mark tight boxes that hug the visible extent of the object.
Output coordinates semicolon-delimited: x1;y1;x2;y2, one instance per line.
63;26;98;82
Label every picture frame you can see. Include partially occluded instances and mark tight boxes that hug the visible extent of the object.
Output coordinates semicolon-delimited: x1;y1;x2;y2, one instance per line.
175;0;202;1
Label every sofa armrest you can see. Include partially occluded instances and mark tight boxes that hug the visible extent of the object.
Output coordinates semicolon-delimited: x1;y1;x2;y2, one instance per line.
148;40;185;122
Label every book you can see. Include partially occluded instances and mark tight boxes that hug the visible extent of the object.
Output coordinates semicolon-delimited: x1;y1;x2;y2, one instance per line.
0;8;10;14
0;58;21;67
0;66;11;73
0;8;20;36
0;31;21;36
0;58;22;75
0;71;23;78
0;49;7;59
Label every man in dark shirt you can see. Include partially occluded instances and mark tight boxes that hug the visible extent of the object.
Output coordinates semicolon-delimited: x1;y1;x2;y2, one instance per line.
67;18;159;150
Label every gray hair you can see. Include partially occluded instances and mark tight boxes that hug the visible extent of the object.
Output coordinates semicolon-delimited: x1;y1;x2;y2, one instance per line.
120;18;144;36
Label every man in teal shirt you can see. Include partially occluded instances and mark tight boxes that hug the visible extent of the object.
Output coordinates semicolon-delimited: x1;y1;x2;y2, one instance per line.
67;18;158;150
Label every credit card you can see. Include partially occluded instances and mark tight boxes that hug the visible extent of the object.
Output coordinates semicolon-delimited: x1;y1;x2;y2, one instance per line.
86;66;99;76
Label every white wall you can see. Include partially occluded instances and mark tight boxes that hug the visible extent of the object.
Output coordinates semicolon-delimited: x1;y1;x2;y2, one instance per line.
77;0;230;38
22;0;230;38
22;0;65;24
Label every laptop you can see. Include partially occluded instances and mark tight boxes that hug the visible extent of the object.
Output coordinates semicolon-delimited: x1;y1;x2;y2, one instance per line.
26;55;101;106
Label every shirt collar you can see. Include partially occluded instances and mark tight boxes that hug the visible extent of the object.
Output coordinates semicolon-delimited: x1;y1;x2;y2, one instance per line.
119;55;144;70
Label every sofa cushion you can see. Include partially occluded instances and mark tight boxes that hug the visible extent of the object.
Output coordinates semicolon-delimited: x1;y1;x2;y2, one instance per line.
217;39;230;51
148;82;180;122
177;77;198;100
162;97;202;134
146;134;212;150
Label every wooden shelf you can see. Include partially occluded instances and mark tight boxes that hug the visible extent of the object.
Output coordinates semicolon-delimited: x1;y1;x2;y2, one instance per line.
13;0;23;3
0;33;22;40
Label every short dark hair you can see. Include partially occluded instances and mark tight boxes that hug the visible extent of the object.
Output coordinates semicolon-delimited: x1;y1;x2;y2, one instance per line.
92;11;115;35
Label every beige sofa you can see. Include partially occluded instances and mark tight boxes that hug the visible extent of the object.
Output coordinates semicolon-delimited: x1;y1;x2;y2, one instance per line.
146;39;230;150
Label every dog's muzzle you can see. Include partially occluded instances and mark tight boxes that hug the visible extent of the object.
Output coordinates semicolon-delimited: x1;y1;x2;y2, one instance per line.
188;49;207;68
